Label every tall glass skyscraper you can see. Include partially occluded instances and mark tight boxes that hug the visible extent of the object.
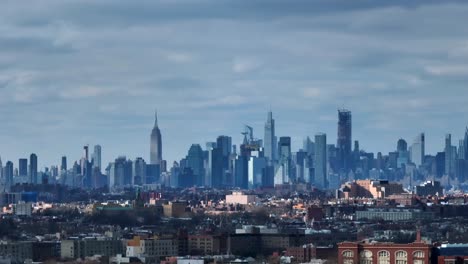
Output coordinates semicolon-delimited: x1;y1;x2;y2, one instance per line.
445;134;452;176
314;133;327;189
29;153;38;184
93;145;102;171
19;158;28;177
150;110;163;165
264;111;276;161
337;109;352;173
410;133;425;167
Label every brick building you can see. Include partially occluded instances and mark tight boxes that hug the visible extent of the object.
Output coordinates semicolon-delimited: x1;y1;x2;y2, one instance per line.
285;244;317;263
338;235;431;264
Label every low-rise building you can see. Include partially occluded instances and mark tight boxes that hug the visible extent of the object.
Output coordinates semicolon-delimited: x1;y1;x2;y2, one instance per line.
0;241;33;262
356;208;434;221
225;192;257;205
338;235;431;264
188;235;220;255
415;180;443;197
60;238;124;259
436;243;468;264
285;244;316;263
163;201;188;218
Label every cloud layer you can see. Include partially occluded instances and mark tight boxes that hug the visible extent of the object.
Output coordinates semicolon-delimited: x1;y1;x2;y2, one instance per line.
1;1;468;168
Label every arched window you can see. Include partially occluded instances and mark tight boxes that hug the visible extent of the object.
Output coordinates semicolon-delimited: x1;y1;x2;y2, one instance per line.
343;250;354;264
343;250;354;258
395;250;407;264
413;251;424;258
360;250;373;264
377;250;390;264
413;251;424;264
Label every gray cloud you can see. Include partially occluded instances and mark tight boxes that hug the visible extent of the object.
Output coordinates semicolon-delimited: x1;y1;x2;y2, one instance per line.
0;1;467;168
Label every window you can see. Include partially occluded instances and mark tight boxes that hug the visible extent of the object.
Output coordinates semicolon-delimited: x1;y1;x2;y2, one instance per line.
343;250;354;258
395;250;407;264
360;250;373;264
378;251;390;264
413;251;424;258
344;260;354;264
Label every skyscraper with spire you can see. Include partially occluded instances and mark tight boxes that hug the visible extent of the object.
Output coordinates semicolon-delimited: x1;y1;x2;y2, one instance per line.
264;110;276;161
150;110;163;165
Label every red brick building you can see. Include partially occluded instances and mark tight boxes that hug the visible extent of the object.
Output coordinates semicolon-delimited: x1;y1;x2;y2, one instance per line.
285;244;316;263
338;237;432;264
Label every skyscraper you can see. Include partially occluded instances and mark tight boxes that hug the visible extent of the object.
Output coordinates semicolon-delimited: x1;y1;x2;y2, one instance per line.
186;144;205;186
464;127;468;159
93;145;102;171
133;157;147;185
29;153;38;184
264;111;276;161
445;134;452;177
410;133;425;167
19;158;28;177
150;110;163;165
277;136;292;183
5;161;13;191
314;133;327;189
61;156;67;171
337;109;352;173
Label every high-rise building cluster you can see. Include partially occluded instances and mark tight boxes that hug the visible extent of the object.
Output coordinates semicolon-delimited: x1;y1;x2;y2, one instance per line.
1;109;468;192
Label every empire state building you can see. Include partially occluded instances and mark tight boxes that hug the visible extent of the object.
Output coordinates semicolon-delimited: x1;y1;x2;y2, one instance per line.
150;110;162;165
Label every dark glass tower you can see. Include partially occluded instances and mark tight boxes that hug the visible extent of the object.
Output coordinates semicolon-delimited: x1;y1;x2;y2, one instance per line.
61;156;67;171
150;110;163;165
337;109;352;173
19;158;28;176
29;153;38;184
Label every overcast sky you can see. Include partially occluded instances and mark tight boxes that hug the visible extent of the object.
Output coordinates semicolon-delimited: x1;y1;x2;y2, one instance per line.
1;0;468;169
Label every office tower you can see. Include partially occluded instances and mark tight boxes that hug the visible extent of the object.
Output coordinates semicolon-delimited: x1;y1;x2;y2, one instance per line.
93;145;102;171
445;134;452;177
248;151;267;189
234;155;248;189
294;150;307;182
19;158;28;177
397;139;408;152
314;133;327;189
61;156;67;171
186;144;205;186
112;156;132;187
150;110;163;165
264;111;276;161
170;162;180;188
277;136;292;183
337;109;352;173
81;145;89;176
216;135;232;186
5;161;13;191
133;157;147;185
278;137;291;160
410;133;425;167
303;136;314;156
29;153;38;184
397;138;409;169
464;127;468;159
459;140;465;160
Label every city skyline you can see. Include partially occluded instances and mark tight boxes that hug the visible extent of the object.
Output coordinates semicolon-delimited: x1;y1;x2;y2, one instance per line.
1;1;468;167
1;108;468;171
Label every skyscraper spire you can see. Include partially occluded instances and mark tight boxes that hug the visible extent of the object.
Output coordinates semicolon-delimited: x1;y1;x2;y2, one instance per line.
150;109;162;165
154;109;158;127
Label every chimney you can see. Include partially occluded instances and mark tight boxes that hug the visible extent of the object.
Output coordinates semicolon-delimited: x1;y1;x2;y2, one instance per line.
416;229;421;242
